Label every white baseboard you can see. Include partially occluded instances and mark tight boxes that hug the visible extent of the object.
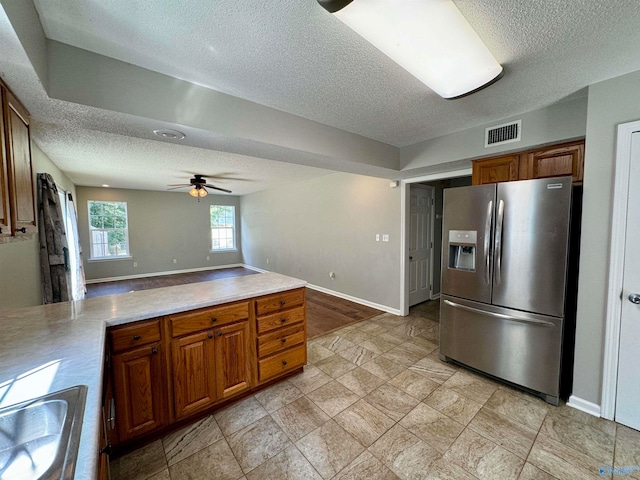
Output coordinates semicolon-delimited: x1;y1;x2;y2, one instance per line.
306;283;400;315
242;264;269;273
566;395;601;417
85;263;247;284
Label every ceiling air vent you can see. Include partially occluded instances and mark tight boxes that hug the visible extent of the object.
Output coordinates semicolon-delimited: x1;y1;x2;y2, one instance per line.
485;120;521;148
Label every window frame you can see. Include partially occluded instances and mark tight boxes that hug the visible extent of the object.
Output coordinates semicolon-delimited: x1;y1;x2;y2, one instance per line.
210;205;237;252
87;200;132;261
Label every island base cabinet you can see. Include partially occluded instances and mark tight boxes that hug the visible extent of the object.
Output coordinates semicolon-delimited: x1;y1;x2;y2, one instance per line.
112;343;166;442
171;331;217;419
215;320;252;400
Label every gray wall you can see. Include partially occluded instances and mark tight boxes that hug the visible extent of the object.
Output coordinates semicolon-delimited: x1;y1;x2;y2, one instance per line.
0;143;76;310
572;70;640;405
241;172;402;310
401;96;588;170
75;187;242;280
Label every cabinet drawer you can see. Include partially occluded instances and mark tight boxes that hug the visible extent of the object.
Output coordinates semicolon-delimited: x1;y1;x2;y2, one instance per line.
255;289;304;316
258;323;305;358
110;319;160;353
258;345;306;382
257;306;305;334
169;301;249;337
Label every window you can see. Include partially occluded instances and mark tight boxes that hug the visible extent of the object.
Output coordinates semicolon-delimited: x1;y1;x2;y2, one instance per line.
210;205;236;251
88;200;130;259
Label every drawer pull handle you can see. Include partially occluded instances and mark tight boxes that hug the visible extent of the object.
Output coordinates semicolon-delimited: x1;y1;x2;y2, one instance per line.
280;318;286;323
280;300;286;306
151;347;158;354
208;333;213;339
218;331;222;337
281;338;287;343
133;335;141;341
211;317;217;323
16;227;26;234
282;360;287;366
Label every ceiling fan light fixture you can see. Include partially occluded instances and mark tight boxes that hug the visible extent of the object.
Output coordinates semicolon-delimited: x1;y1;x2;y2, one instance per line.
318;0;503;99
188;187;199;197
198;188;208;198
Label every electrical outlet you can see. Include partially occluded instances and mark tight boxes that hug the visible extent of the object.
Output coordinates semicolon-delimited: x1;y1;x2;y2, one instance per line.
266;258;270;264
133;262;138;267
329;272;336;279
206;256;210;261
173;259;177;264
382;234;389;242
376;234;380;242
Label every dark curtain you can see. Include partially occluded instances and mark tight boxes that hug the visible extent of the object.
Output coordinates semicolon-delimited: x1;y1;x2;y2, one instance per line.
38;173;70;303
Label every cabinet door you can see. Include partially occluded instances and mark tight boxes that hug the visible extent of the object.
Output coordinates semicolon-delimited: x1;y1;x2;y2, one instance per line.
0;87;9;236
171;330;217;418
525;142;584;183
3;89;35;235
112;343;165;442
215;321;251;399
472;155;520;185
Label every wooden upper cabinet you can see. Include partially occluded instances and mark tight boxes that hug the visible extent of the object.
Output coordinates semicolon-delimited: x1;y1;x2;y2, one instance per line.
471;140;585;186
524;141;584;184
0;87;10;236
1;82;36;237
472;154;520;185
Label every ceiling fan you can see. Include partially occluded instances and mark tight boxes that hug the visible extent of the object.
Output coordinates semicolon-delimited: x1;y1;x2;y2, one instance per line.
167;174;232;200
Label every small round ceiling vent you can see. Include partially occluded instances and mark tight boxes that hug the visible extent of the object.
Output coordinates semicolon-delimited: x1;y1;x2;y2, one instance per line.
153;129;185;140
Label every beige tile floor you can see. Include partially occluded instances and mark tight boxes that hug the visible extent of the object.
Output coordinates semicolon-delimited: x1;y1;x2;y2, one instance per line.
110;300;640;480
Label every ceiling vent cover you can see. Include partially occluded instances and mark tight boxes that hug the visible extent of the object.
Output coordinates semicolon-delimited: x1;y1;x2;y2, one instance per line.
485;120;521;147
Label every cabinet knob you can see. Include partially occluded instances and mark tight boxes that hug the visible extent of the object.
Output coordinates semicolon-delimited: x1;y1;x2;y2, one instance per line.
100;444;113;456
151;347;158;354
281;338;287;343
280;300;286;306
282;360;287;366
280;318;286;323
217;331;222;337
211;317;217;323
208;333;213;339
133;335;141;341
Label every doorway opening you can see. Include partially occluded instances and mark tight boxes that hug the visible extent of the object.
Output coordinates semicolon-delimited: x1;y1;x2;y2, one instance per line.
400;170;472;315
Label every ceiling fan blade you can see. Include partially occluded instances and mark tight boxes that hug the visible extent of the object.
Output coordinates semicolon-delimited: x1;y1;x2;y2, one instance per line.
167;185;189;190
167;183;191;187
205;185;232;194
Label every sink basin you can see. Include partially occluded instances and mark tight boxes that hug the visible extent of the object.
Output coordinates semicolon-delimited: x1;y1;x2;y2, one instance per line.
0;385;87;480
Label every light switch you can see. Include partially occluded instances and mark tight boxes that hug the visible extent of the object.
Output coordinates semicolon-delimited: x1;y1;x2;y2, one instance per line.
376;234;380;242
382;234;389;242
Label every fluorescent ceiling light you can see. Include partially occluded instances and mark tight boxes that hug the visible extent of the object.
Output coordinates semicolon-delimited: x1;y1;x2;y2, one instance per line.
318;0;503;99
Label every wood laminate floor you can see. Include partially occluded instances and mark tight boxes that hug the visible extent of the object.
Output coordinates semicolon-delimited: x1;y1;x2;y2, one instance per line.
85;268;382;338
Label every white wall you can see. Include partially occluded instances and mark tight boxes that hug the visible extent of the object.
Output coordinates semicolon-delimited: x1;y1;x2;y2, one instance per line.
0;142;76;310
241;172;402;310
75;187;242;281
572;70;640;405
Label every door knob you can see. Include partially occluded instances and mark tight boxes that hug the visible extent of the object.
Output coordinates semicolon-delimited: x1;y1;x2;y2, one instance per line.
629;293;640;305
409;256;413;261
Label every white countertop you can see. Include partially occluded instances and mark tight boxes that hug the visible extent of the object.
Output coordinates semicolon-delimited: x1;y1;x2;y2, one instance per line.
0;272;306;479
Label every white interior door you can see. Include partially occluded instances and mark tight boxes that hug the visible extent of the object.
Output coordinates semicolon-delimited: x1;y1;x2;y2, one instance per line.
409;185;434;306
615;131;640;430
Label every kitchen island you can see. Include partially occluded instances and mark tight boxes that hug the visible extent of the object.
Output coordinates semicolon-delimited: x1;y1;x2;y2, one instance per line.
0;272;306;479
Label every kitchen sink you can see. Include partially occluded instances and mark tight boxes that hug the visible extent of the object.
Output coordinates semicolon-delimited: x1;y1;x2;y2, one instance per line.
0;385;87;480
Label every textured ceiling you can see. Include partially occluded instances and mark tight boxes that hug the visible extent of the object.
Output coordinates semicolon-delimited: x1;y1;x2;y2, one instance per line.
1;0;640;194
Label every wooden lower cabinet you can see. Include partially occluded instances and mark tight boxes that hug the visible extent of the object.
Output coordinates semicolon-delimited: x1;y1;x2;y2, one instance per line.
108;290;306;448
171;331;217;419
215;320;251;399
111;342;166;442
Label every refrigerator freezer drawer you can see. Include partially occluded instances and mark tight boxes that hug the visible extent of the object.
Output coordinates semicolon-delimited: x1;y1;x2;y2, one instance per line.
440;295;563;402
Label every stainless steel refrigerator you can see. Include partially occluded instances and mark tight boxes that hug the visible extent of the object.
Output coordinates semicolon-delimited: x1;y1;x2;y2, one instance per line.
440;176;580;405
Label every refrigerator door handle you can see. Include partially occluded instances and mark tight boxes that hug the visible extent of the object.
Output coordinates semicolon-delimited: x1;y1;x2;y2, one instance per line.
443;299;555;327
494;199;505;284
484;200;493;285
